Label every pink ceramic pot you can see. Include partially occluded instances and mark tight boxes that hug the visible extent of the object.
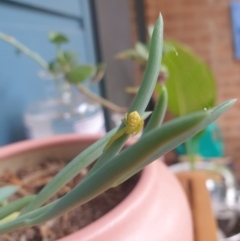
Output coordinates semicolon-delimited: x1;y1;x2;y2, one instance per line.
0;134;193;241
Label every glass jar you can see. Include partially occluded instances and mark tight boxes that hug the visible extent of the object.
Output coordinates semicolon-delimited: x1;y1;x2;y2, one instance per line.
24;76;105;139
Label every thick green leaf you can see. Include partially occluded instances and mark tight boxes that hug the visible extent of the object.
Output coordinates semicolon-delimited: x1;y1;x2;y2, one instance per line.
148;25;154;38
0;201;56;233
0;186;19;203
162;41;216;116
129;15;163;115
89;15;164;172
0;196;35;220
67;65;96;83
48;32;69;45
0;212;19;225
144;85;168;134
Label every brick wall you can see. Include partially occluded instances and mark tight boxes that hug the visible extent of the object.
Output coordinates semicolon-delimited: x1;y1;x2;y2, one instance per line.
130;0;240;171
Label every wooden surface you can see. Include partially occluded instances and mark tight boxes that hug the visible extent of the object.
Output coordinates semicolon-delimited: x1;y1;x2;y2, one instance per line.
177;172;218;241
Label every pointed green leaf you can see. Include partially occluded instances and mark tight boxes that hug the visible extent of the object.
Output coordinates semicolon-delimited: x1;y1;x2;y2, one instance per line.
144;84;168;134
0;196;35;220
0;212;19;225
148;25;154;38
129;15;163;115
89;15;164;173
0;186;19;203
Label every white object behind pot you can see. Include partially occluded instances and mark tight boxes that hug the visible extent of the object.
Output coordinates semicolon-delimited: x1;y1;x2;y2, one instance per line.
24;98;105;139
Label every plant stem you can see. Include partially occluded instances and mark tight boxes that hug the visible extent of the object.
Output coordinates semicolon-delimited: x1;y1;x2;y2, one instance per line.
185;140;195;170
0;32;49;70
76;84;126;114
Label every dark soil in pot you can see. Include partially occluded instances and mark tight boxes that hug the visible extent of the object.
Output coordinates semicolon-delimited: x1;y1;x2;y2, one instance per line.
0;158;140;241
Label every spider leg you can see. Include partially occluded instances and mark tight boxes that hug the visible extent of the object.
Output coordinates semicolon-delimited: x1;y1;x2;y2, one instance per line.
103;127;127;151
122;118;128;125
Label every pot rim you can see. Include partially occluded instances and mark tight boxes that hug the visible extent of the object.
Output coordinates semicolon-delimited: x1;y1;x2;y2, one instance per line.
0;134;104;159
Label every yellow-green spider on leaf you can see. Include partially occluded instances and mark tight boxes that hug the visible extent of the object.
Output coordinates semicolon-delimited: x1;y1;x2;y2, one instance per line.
104;111;144;151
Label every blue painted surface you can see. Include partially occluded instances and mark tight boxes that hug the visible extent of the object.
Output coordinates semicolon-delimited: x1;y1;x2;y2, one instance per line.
10;0;82;17
0;1;97;145
230;2;240;60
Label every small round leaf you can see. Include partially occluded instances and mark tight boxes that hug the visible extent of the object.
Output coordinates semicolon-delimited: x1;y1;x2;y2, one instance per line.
48;32;69;45
67;65;96;83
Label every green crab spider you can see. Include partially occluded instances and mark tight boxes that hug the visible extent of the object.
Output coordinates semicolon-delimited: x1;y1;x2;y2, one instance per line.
104;111;144;151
